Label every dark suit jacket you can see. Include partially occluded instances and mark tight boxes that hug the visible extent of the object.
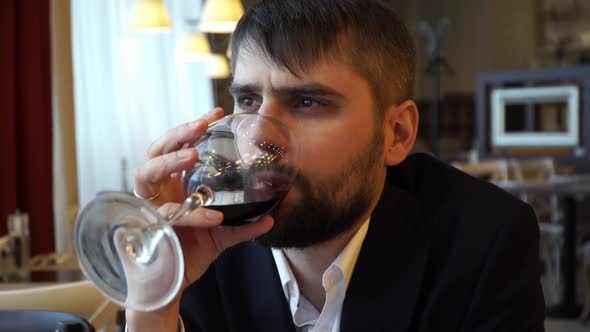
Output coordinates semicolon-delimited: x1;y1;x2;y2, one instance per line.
180;153;545;331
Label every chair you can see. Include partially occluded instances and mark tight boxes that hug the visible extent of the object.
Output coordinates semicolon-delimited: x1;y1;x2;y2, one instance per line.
0;310;94;332
0;281;120;332
451;159;509;183
509;158;555;180
509;158;564;306
508;158;562;223
509;158;559;219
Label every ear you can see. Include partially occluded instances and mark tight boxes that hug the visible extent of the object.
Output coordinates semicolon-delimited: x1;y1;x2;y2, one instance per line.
383;100;419;166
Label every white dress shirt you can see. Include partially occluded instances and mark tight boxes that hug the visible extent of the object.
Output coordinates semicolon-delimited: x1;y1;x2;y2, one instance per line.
271;219;370;332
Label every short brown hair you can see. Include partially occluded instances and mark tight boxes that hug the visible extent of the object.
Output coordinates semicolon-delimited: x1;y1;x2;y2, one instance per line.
230;0;417;109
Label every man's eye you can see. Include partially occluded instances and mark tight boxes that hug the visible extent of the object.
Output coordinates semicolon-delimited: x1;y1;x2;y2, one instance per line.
236;96;261;111
295;98;322;108
238;97;255;107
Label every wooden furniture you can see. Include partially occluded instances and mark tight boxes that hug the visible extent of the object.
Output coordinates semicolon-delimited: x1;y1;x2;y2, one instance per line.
416;93;475;160
451;159;509;182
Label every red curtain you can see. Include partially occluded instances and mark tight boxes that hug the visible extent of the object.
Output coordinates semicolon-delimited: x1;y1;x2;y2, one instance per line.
0;0;54;255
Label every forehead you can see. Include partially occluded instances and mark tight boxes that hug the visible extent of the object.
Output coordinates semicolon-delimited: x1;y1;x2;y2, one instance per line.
232;48;368;94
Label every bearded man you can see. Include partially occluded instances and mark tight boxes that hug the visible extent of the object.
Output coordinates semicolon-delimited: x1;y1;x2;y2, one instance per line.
128;1;545;331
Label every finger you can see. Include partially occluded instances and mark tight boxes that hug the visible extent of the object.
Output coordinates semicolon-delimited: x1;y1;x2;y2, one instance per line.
147;108;224;158
210;215;274;252
201;107;225;123
134;148;198;199
158;203;224;228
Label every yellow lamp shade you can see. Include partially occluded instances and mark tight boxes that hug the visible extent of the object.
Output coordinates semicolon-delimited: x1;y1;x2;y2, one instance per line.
199;0;244;34
129;0;172;33
206;54;231;79
181;33;212;62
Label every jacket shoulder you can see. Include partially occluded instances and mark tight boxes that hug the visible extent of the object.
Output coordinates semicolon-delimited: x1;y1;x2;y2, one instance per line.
389;153;534;228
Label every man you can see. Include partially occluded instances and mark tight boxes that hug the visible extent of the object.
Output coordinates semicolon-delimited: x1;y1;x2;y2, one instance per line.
129;0;545;331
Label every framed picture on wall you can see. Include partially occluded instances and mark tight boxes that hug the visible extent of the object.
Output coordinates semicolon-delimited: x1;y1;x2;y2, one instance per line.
490;85;580;148
477;66;590;169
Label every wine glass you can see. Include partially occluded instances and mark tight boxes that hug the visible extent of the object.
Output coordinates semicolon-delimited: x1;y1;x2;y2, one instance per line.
74;112;298;311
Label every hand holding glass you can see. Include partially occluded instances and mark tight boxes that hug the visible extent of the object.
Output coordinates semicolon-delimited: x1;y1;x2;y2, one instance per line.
74;113;298;311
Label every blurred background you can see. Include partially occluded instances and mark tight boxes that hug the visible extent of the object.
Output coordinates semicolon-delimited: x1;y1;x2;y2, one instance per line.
1;0;590;331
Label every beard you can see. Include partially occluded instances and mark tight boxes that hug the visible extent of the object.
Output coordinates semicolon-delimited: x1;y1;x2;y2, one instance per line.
255;128;384;249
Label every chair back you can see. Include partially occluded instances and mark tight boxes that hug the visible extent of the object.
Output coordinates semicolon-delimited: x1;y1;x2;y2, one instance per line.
451;159;509;183
509;158;555;182
509;158;560;223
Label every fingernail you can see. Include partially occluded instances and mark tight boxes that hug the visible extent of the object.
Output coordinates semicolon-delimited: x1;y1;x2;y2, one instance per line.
209;108;223;115
206;210;223;221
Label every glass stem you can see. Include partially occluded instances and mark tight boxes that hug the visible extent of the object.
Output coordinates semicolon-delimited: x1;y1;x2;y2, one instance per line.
165;185;214;225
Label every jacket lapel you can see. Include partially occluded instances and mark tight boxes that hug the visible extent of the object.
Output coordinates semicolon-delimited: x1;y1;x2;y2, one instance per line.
340;176;434;332
216;242;296;332
247;247;296;332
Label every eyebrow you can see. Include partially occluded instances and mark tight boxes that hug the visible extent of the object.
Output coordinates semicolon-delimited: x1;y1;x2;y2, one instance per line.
228;83;260;96
228;82;345;100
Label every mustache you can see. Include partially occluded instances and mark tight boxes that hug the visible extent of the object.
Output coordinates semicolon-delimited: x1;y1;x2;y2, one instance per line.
202;154;298;187
248;160;297;177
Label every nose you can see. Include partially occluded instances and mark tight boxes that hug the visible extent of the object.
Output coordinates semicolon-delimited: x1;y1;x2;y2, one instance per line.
257;100;282;119
250;101;291;154
255;100;299;145
249;115;290;158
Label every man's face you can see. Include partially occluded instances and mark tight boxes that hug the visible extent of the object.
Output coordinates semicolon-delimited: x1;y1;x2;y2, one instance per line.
230;49;386;248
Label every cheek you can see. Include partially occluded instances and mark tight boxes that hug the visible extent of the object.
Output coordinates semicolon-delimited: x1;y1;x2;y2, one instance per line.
294;123;369;177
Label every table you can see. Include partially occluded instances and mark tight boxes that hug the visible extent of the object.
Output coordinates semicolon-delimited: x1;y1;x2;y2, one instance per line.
497;175;590;318
0;282;57;291
1;253;82;284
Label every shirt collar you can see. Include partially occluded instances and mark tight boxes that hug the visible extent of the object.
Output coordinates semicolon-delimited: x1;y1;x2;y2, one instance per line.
332;218;370;290
271;218;371;326
272;247;298;301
